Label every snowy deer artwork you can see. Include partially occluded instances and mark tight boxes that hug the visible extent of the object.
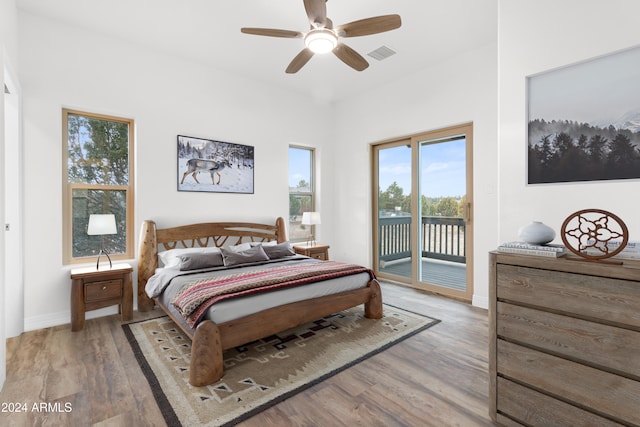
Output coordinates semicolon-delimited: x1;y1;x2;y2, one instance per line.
177;135;254;194
181;158;233;185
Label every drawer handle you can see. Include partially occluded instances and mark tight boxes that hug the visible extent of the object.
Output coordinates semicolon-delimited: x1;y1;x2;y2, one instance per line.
102;286;107;291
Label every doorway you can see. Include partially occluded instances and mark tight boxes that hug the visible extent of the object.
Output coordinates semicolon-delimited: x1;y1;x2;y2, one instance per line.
4;68;23;338
372;123;473;301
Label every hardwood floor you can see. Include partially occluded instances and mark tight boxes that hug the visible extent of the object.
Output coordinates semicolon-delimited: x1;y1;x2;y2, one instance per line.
0;283;496;426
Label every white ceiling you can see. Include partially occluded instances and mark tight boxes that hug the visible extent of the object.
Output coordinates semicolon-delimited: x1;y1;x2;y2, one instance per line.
17;0;497;104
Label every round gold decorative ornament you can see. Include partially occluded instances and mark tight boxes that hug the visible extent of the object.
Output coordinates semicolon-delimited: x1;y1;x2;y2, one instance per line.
560;209;629;260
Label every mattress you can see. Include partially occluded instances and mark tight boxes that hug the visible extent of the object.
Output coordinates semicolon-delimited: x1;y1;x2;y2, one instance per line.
147;256;372;331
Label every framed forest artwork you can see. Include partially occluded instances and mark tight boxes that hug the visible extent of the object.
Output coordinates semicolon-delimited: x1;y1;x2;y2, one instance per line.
177;135;254;194
527;45;640;184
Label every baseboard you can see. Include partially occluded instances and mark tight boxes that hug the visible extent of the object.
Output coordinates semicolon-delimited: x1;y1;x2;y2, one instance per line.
24;306;119;332
472;294;489;310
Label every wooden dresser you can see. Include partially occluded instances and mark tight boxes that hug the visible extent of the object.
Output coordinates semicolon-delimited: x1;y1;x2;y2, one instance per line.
489;252;640;427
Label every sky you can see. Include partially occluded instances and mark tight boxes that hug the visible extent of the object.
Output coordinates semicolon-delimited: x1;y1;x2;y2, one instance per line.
288;141;466;198
378;138;466;198
288;147;312;188
528;45;640;126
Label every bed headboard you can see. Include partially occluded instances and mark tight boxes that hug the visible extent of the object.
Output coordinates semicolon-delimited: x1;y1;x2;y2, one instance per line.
137;217;287;311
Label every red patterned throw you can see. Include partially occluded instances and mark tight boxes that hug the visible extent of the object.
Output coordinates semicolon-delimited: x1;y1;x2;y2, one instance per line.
172;261;374;328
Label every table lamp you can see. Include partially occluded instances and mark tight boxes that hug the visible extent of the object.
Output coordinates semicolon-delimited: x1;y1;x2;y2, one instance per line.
87;214;117;270
301;212;321;246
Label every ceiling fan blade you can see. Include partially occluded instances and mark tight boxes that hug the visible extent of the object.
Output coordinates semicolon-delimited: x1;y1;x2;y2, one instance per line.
336;14;402;37
286;48;314;74
304;0;327;28
241;28;303;38
333;43;369;71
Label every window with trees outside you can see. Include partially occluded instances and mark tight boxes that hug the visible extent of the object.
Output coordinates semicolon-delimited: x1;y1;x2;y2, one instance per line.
62;109;134;264
288;146;314;242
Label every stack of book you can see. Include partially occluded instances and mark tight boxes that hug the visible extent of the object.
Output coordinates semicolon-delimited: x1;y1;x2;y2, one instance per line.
583;240;640;259
497;241;567;258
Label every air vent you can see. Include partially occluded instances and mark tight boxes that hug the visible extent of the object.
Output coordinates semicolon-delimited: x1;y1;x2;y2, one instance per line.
367;45;397;61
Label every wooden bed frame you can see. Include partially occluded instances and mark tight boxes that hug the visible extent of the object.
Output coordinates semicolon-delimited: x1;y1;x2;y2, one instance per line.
137;217;383;386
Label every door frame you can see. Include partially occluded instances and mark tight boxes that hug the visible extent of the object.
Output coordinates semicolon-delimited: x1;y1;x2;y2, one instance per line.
4;65;24;337
371;123;474;302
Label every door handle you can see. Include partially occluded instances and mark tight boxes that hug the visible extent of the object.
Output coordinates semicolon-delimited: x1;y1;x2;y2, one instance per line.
464;203;471;223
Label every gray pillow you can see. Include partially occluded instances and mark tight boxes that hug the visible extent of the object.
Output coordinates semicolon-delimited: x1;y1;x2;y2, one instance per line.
179;252;224;271
262;242;295;259
220;245;269;266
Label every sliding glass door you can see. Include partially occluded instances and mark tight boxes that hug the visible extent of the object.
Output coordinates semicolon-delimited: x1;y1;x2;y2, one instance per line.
374;140;413;280
373;124;473;301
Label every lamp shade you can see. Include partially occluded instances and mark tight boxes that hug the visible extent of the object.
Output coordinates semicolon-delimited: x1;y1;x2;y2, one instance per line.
87;214;117;235
301;212;321;226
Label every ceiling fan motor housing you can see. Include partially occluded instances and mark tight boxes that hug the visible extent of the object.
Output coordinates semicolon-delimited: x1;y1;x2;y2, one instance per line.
304;28;338;53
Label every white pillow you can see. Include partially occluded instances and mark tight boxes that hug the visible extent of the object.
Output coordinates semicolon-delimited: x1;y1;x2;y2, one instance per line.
228;242;252;252
158;246;221;268
251;240;278;247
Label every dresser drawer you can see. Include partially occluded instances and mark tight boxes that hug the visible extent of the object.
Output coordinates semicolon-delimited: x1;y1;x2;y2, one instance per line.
497;377;622;427
85;279;122;303
497;301;640;378
497;340;640;425
496;264;640;328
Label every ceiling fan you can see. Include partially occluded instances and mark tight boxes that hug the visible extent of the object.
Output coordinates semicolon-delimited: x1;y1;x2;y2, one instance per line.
241;0;401;73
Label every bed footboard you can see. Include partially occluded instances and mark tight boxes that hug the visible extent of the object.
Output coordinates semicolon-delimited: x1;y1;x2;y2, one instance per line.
187;278;383;386
365;279;383;318
190;320;224;387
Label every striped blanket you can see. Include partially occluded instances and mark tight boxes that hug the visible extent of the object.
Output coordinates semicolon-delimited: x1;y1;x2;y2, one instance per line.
172;261;374;328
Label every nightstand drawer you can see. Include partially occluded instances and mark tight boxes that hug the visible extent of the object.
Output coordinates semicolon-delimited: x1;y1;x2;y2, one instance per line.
309;251;328;260
293;244;330;260
85;279;122;303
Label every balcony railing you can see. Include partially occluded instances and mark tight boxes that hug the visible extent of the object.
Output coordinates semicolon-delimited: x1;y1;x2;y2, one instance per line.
379;216;466;264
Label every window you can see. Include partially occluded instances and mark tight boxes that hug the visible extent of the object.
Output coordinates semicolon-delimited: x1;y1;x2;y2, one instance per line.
288;146;315;242
62;109;134;264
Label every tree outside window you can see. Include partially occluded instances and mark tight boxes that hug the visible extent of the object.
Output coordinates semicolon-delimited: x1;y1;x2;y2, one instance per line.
63;109;134;263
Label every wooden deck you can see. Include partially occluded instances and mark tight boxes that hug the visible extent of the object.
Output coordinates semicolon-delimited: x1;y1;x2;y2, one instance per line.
379;257;467;291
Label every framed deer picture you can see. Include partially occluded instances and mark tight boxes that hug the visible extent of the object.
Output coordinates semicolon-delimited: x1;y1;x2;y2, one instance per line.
177;135;254;194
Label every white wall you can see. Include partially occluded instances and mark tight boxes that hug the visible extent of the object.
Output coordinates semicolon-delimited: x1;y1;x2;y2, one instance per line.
18;12;333;330
331;42;499;308
498;0;640;246
1;0;20;393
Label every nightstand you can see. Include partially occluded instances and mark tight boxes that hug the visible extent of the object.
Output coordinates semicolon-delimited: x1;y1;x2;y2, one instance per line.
293;243;330;260
70;263;133;331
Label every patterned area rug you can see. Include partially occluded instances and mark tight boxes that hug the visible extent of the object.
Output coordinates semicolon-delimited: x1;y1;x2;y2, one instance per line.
123;305;439;427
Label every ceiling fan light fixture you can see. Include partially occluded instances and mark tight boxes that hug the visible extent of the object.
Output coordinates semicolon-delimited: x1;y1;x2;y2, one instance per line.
304;28;338;54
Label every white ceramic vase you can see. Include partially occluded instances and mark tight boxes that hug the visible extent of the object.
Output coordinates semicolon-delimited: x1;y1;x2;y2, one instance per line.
518;221;555;245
